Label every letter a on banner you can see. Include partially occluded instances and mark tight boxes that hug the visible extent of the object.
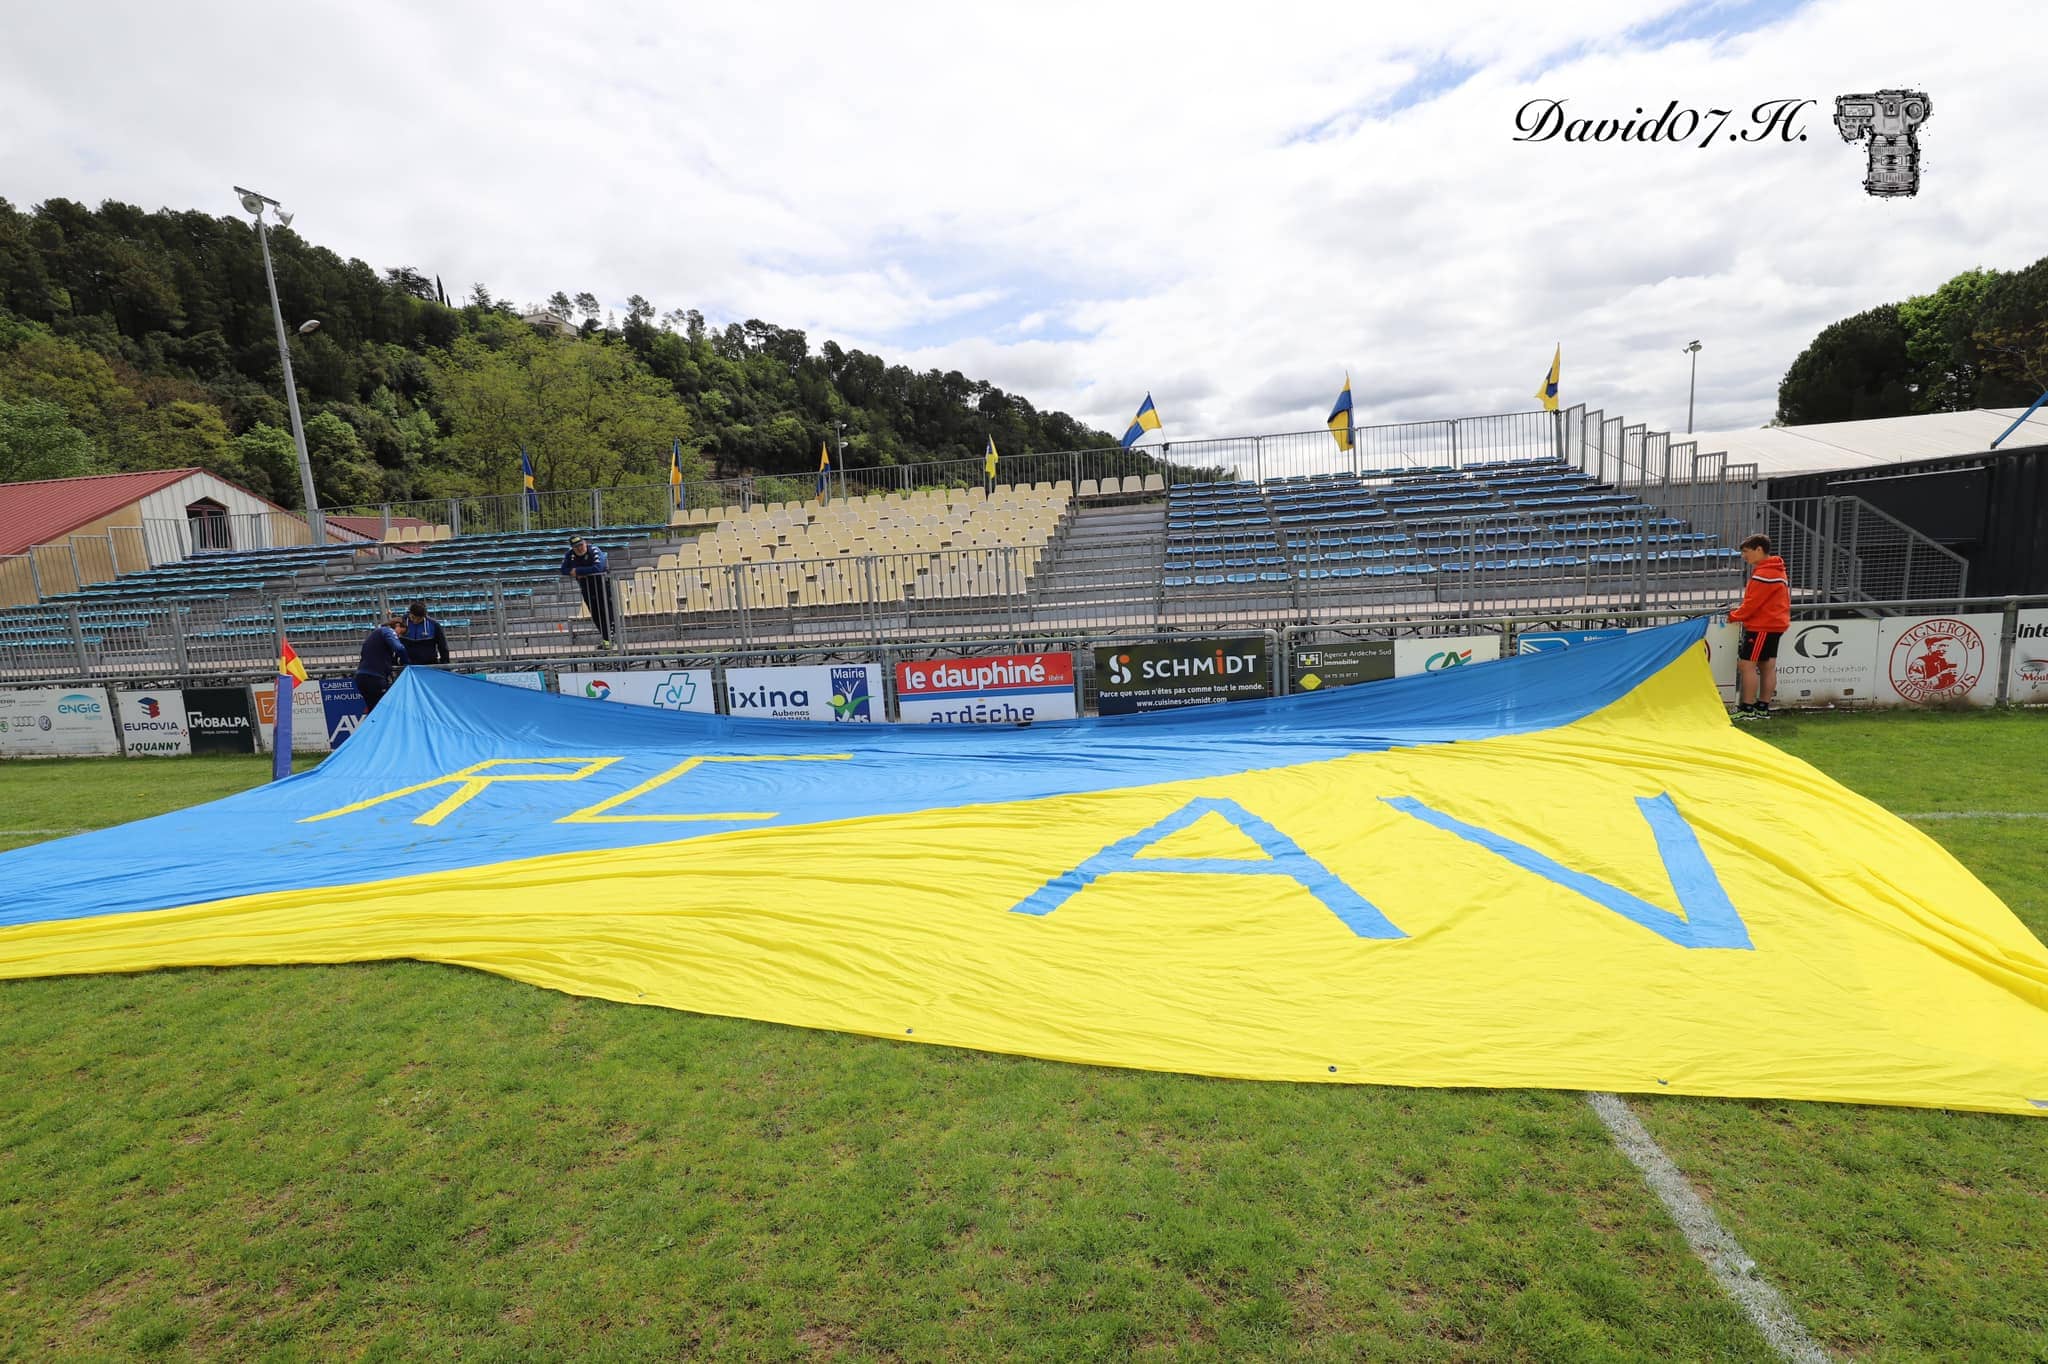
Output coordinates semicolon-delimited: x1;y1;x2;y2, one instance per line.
1010;797;1405;939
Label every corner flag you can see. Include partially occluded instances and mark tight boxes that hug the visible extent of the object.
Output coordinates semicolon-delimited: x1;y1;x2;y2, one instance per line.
272;638;307;781
670;438;684;511
816;441;831;504
984;435;998;486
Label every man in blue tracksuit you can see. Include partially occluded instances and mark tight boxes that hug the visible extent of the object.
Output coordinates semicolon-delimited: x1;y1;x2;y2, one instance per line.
399;599;450;666
560;536;616;648
355;613;407;712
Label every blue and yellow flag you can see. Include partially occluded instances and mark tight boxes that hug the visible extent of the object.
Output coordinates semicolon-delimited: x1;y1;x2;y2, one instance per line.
3;619;2045;1115
520;443;540;514
1328;373;1354;453
1120;394;1162;449
984;435;998;485
670;438;684;511
1535;345;1561;413
816;441;831;504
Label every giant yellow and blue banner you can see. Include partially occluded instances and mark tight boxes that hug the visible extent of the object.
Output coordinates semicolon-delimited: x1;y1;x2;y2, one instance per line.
3;618;2045;1114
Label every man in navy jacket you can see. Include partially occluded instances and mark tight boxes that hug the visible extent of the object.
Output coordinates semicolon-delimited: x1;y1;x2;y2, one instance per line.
560;536;616;648
355;613;407;712
399;600;451;666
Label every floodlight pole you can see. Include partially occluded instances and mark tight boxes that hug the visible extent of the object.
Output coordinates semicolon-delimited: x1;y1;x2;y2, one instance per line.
1684;340;1703;435
239;186;322;542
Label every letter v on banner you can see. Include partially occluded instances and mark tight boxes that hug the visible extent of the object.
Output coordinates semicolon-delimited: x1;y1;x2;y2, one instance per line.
1382;793;1753;949
1009;797;1405;939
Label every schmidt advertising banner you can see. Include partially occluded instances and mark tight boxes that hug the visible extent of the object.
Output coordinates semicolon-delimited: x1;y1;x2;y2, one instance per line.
1290;642;1392;693
2011;610;2048;706
895;653;1078;724
1393;634;1504;677
115;690;191;756
473;671;548;691
181;687;258;755
1774;620;1881;704
558;669;717;714
1093;637;1269;715
0;686;119;757
1875;614;2004;707
724;664;884;722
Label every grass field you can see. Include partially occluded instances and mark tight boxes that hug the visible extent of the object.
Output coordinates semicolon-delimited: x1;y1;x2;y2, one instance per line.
2;711;2045;1362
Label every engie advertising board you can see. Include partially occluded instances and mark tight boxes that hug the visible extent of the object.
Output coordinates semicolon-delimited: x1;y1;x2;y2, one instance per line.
0;686;119;757
724;664;884;722
1093;637;1269;715
1774;620;1881;704
1875;614;2004;707
557;669;717;713
1394;634;1503;677
895;653;1077;724
319;677;369;746
114;690;191;756
2011;609;2048;705
182;686;258;754
253;681;334;753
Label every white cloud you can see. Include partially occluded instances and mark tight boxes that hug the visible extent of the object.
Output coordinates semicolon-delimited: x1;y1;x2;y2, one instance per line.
0;0;2037;449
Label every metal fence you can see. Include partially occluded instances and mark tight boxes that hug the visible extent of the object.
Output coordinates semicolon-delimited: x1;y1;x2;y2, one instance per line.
12;598;2043;749
1768;496;1969;601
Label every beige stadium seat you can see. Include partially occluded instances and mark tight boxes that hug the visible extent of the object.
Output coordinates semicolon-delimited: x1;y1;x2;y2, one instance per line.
1077;479;1100;499
1141;474;1165;493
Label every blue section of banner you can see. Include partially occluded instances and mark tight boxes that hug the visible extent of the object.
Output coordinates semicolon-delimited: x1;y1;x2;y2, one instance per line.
0;620;1708;929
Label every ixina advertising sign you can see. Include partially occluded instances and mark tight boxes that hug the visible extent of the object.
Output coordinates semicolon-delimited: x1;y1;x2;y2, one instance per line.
0;687;119;757
1875;614;2003;707
2008;610;2048;705
114;690;191;756
1093;638;1269;715
896;653;1078;724
724;664;884;722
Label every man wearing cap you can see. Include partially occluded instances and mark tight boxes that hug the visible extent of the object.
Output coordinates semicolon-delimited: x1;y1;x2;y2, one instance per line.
560;536;616;648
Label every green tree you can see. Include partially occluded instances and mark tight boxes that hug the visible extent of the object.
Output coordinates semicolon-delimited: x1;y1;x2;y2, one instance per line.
426;320;700;495
0;396;95;481
1898;269;1997;413
304;410;387;507
1776;305;1916;425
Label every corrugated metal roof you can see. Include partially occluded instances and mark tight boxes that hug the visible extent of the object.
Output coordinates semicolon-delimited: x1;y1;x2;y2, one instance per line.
0;469;202;557
1690;408;2048;478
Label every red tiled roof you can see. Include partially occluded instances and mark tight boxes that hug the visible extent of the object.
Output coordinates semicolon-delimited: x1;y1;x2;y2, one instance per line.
0;469;203;557
326;515;430;542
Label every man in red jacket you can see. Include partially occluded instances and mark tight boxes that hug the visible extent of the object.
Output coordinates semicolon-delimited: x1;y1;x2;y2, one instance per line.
1727;533;1790;720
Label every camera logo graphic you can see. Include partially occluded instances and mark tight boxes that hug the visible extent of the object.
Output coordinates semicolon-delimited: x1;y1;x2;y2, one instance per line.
1833;90;1930;197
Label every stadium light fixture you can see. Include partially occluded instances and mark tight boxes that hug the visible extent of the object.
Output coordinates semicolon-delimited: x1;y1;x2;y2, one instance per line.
235;185;322;539
297;319;321;335
1683;340;1703;434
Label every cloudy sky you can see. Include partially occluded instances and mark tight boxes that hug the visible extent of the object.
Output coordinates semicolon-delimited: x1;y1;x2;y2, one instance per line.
1;0;2038;443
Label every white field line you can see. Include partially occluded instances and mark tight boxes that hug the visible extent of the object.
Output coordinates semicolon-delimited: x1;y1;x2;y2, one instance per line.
1897;811;2048;820
1587;1092;1832;1364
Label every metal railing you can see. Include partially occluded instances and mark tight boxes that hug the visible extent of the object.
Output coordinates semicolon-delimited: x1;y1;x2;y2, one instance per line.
1768;496;1968;601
